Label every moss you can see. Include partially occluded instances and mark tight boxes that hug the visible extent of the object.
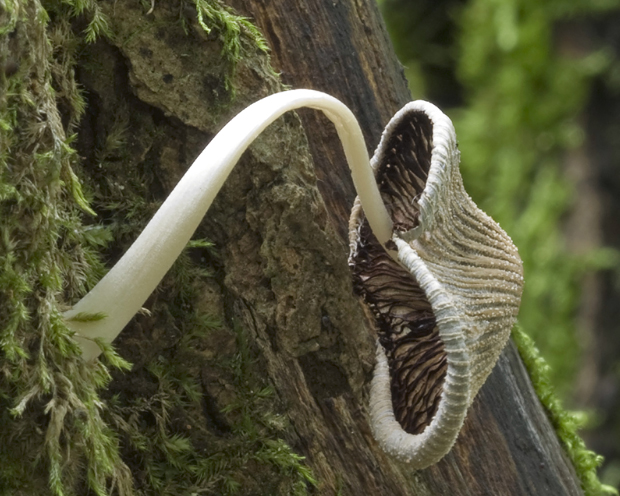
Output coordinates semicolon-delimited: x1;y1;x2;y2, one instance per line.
0;1;131;494
1;0;314;494
103;316;316;495
513;327;618;496
192;0;270;95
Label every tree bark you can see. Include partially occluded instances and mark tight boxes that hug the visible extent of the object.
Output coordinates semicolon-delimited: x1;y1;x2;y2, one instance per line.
221;1;583;494
2;0;584;494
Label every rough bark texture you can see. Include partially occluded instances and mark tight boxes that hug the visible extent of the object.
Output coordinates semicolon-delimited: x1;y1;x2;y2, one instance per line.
25;0;584;494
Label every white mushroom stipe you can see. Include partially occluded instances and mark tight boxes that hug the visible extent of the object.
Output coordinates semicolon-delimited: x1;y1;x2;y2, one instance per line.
63;89;393;361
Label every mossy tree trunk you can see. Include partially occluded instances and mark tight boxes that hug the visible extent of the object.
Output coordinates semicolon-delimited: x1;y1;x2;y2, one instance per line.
0;0;586;495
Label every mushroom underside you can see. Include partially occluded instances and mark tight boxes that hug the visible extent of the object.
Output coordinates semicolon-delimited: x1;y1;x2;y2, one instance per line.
351;111;447;435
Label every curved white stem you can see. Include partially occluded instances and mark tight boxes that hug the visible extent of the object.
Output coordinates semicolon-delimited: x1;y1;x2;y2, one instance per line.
64;89;393;361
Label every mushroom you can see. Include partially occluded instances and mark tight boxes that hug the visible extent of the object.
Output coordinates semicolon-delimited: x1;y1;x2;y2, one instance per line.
63;89;394;361
64;91;523;468
349;101;523;468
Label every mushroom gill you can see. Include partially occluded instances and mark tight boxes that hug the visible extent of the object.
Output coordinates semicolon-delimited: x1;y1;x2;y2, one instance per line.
349;112;446;436
349;102;524;468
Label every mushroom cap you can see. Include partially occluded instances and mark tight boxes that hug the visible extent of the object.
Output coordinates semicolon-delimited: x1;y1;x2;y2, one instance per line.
349;101;523;468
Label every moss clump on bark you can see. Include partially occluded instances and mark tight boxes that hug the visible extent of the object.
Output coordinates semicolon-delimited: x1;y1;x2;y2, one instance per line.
102;315;316;495
0;0;315;494
0;1;131;494
192;0;271;94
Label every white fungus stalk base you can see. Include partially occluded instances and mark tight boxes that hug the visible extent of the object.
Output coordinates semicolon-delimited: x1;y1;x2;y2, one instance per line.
63;89;393;361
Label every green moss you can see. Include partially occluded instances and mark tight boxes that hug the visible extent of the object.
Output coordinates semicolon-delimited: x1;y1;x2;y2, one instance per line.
192;0;268;61
43;0;113;44
513;327;618;496
1;0;312;494
66;311;108;322
0;1;131;494
189;0;272;98
103;316;316;495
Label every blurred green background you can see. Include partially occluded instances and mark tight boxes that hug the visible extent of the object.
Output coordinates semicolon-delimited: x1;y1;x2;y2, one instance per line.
378;0;620;488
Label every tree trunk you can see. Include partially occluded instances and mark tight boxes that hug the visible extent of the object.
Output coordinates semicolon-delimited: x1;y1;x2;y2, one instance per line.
0;0;584;494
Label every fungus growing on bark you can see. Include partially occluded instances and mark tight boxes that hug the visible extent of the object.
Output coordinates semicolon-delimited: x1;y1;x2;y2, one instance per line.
64;91;523;468
349;101;523;468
